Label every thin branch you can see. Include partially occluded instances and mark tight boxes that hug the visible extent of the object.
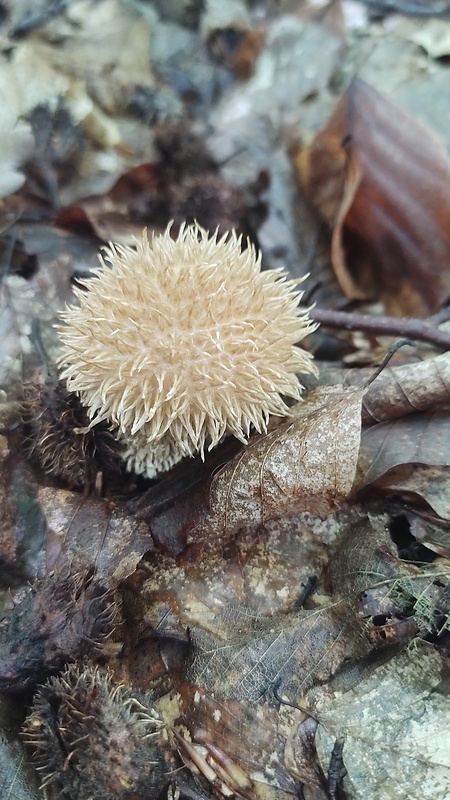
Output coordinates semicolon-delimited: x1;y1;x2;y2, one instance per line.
310;307;450;350
361;0;450;16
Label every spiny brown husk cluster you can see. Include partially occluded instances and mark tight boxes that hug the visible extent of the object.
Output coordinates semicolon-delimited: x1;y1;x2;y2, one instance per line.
0;570;117;693
23;665;171;800
23;371;123;490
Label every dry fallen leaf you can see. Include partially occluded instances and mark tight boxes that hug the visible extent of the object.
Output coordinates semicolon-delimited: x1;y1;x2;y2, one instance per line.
296;78;450;316
39;487;153;587
128;384;366;561
358;350;450;425
188;384;366;543
355;412;450;490
371;465;450;522
314;641;450;800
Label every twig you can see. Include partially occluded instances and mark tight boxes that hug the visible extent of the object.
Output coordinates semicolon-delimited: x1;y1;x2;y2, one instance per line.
327;738;346;800
360;0;450;16
272;680;319;722
310;307;450;350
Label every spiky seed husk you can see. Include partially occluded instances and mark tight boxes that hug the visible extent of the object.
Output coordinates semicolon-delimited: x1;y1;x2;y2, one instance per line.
58;223;318;478
0;571;117;693
23;372;122;489
23;665;171;800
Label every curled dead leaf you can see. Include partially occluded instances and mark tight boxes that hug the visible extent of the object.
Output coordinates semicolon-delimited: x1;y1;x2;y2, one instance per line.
189;384;366;544
355;412;450;490
358;350;450;425
297;78;450;316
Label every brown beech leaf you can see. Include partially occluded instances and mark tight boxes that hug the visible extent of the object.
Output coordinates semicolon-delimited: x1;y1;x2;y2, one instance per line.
297;78;450;316
355;412;450;491
188;385;366;544
374;465;450;522
358;351;450;426
133;385;365;559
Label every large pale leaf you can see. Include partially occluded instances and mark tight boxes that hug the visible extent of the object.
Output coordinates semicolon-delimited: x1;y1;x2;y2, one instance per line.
314;642;450;800
188;385;365;544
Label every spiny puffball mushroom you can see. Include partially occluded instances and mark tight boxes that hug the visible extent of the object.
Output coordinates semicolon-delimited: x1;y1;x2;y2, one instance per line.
58;223;318;478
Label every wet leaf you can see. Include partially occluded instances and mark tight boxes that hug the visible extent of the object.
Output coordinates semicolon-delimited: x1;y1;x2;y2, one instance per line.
358;351;450;426
297;78;450;316
190;385;365;543
331;518;450;638
314;642;450;800
155;591;367;795
39;487;153;586
131;385;365;560
355;412;450;490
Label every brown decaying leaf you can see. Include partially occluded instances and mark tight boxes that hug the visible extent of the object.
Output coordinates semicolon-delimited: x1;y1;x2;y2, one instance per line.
357;350;450;425
371;465;450;523
355;412;450;490
131;384;365;560
188;385;366;543
39;487;153;586
297;78;450;316
407;512;450;559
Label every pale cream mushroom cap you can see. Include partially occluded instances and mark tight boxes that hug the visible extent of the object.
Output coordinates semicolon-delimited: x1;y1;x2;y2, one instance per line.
58;223;318;478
